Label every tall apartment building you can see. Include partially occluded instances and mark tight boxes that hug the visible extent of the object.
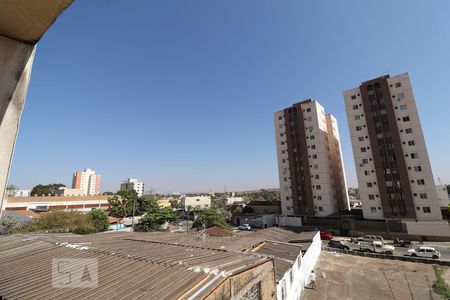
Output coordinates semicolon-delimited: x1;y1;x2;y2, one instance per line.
72;168;101;196
120;178;144;197
344;73;442;221
274;99;350;217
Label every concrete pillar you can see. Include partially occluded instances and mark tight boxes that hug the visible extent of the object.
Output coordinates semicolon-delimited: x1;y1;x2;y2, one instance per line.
0;37;35;214
0;0;74;217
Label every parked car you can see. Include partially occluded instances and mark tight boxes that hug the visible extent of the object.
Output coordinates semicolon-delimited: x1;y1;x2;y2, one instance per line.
320;231;333;240
328;240;350;250
239;224;251;231
356;235;385;244
393;237;411;247
173;220;183;226
407;247;440;259
359;241;395;255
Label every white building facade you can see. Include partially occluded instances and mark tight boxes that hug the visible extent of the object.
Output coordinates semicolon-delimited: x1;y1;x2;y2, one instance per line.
344;73;442;221
120;178;144;197
274;99;349;217
181;196;211;211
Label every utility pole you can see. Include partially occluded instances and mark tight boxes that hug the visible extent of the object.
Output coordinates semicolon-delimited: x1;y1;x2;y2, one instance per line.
131;196;136;231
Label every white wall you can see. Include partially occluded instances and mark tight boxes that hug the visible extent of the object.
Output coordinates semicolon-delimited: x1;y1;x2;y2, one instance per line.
182;196;211;211
276;231;321;300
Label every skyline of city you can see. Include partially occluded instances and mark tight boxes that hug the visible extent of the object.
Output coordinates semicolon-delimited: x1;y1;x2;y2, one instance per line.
6;1;450;193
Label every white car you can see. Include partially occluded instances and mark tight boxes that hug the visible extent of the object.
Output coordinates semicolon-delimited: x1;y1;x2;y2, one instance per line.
239;224;251;231
407;247;440;259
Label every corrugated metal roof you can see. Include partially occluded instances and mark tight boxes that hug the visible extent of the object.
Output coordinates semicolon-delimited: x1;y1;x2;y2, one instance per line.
0;227;309;299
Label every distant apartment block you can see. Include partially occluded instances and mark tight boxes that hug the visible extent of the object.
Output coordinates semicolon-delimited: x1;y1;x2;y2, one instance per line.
120;178;144;197
72;168;101;196
344;73;442;220
274;99;349;217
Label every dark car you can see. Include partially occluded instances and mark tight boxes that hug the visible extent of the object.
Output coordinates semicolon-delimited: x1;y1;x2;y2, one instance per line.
328;240;350;250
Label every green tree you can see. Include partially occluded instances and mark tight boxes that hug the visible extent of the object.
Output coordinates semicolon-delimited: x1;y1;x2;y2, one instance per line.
88;209;109;232
169;200;179;208
211;201;232;221
108;189;139;217
1;216;18;234
137;194;159;214
30;183;66;196
192;208;230;230
136;208;177;231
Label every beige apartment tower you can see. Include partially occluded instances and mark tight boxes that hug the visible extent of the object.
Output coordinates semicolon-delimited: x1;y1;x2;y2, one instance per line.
72;168;101;196
344;73;442;221
274;99;350;217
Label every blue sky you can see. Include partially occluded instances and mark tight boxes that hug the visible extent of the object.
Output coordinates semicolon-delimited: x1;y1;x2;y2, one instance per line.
9;0;450;193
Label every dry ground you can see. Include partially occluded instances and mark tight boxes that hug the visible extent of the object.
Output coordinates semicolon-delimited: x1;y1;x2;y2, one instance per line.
303;251;444;300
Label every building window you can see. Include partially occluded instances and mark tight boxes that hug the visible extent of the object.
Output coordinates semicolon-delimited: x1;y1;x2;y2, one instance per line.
408;140;415;146
423;207;431;213
351;95;357;100
400;104;407;110
367;182;373;188
312;154;318;159
369;194;375;200
315;175;320;179
319;207;323;212
316;185;321;190
353;105;358;110
278;116;282;120
414;166;422;172
362;159;368;164
405;128;413;134
403;116;410;122
310;135;315;140
313;164;318;169
354;115;360;120
306;108;311;112
417;179;425;185
370;207;377;213
358;136;364;142
420;193;428;199
317;196;322;200
395;82;402;88
360;147;367;152
286;206;291;211
356;126;362;131
410;153;418;159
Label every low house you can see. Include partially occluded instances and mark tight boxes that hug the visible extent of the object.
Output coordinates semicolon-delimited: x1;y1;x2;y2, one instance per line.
245;200;281;214
181;195;211;211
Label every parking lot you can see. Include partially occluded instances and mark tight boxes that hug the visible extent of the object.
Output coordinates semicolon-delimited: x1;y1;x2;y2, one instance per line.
303;251;442;300
324;236;450;261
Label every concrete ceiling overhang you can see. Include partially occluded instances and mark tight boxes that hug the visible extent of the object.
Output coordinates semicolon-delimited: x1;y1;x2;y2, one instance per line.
0;0;74;44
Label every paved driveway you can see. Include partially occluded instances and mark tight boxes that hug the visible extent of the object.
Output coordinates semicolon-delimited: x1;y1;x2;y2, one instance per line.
303;251;442;300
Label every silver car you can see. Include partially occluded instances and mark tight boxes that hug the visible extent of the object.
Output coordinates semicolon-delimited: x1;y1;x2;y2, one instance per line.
407;246;440;259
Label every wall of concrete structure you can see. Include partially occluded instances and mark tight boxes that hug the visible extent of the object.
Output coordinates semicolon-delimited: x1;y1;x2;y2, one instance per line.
0;36;35;214
405;221;450;237
0;0;74;217
276;231;321;300
205;260;276;300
